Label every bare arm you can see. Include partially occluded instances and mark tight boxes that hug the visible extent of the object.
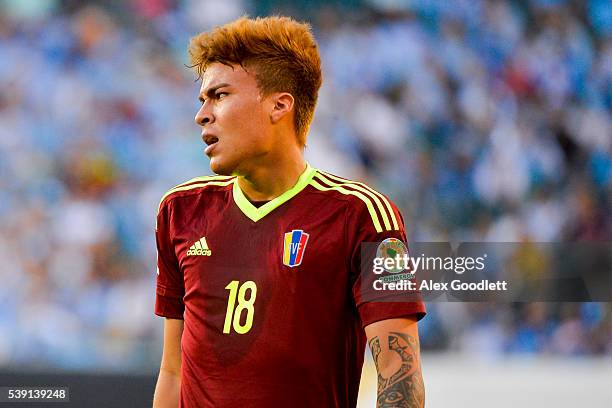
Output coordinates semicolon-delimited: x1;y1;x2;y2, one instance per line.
365;317;425;408
153;318;184;408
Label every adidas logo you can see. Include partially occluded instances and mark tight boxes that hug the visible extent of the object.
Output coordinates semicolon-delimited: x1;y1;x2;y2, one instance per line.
187;237;212;256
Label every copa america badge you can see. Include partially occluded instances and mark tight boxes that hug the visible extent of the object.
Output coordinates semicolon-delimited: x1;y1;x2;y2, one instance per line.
375;238;409;273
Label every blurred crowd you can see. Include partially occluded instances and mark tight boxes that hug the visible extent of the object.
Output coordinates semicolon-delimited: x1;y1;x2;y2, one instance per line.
0;0;610;370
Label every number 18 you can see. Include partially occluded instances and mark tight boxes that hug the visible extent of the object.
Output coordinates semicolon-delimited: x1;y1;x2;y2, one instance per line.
223;280;257;334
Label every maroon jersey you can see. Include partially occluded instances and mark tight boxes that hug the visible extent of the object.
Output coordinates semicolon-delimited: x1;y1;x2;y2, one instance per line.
155;164;425;408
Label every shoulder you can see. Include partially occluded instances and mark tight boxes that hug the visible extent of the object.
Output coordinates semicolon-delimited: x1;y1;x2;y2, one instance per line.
308;169;402;233
157;174;235;214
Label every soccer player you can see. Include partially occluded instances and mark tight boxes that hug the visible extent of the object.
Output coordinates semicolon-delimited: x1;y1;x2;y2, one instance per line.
153;16;426;408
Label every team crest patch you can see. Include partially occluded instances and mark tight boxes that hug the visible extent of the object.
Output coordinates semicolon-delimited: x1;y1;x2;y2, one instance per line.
283;229;310;267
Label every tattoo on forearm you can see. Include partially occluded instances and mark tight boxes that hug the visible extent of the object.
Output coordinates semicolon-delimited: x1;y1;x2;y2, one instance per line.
369;337;382;363
369;332;424;408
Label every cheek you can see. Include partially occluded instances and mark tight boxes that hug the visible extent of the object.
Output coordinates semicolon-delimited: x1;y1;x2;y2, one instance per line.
230;102;267;134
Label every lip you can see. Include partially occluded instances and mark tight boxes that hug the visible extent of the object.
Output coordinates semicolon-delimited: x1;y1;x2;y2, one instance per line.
202;132;219;156
204;142;217;156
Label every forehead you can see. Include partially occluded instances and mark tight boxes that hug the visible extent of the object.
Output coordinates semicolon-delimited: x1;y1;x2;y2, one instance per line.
199;62;257;93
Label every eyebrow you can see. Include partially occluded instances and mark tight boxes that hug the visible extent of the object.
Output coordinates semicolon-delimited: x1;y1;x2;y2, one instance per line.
198;83;230;102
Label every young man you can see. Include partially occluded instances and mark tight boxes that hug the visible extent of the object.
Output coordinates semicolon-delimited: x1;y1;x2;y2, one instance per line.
153;16;426;408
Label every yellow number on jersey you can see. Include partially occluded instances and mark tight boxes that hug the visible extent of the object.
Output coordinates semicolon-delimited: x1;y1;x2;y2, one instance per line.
223;280;257;334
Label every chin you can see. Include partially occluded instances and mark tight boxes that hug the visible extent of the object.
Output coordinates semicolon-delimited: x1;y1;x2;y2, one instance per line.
209;156;235;176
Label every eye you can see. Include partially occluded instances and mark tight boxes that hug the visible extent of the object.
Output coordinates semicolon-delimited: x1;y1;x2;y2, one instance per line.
216;92;228;99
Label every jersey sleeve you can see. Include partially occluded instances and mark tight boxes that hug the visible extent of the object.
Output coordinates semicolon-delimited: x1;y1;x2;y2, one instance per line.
155;199;185;319
348;197;426;328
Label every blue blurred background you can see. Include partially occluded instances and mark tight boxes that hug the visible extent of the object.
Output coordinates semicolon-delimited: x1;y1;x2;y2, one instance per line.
0;0;611;405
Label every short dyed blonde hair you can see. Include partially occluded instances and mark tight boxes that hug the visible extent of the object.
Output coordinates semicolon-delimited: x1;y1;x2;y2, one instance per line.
188;16;322;146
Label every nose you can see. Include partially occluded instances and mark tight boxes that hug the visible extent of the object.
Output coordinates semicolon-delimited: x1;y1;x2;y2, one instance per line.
195;102;214;126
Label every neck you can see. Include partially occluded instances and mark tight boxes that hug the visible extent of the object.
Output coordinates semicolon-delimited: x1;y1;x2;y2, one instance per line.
236;146;306;202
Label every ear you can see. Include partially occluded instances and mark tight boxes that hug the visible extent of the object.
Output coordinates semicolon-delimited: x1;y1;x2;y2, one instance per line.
269;92;295;124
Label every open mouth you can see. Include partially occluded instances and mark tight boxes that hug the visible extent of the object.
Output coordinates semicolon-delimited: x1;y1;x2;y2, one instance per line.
204;135;219;155
204;135;219;146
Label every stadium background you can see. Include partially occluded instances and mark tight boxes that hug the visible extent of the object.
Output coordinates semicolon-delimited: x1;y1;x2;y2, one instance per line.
0;0;610;406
